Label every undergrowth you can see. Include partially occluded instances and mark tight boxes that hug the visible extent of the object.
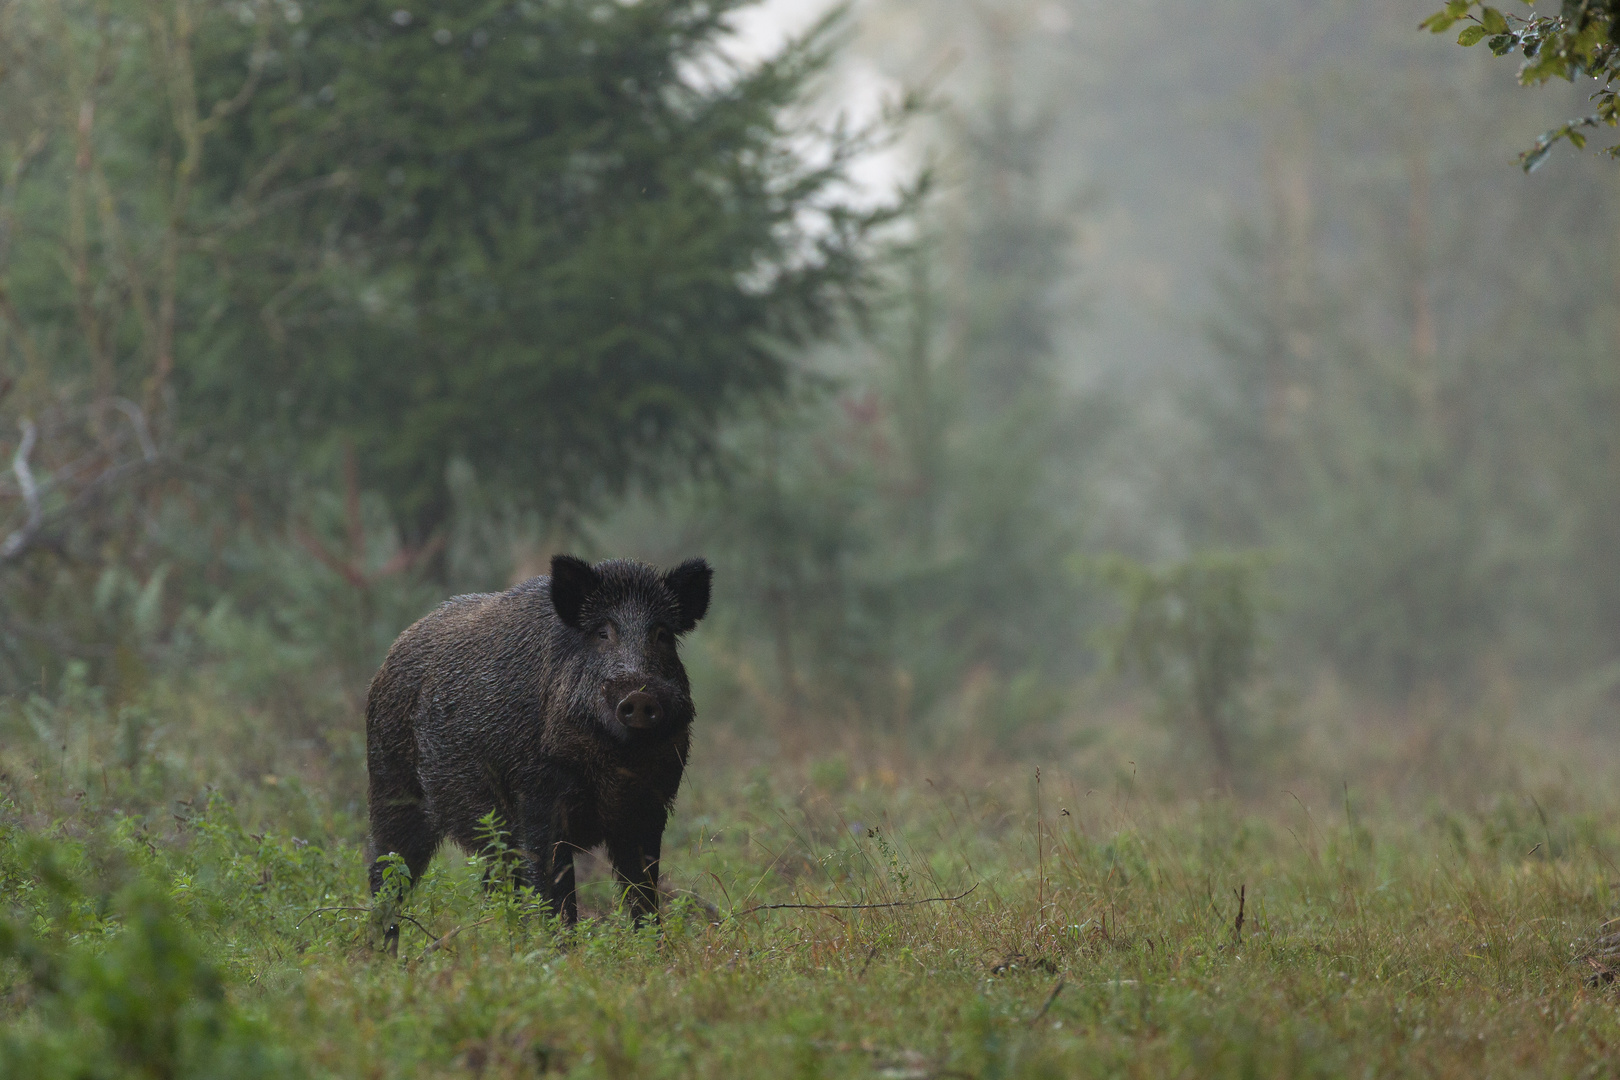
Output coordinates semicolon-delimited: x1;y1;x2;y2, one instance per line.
4;674;1620;1078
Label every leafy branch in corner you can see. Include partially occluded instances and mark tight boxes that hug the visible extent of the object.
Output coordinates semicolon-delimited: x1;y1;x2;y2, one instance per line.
1422;1;1620;169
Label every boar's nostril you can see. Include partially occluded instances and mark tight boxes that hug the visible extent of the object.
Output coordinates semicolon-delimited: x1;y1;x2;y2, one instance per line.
616;691;662;729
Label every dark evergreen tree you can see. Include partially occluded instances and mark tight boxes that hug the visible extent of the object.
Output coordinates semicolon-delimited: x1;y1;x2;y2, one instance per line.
180;0;899;537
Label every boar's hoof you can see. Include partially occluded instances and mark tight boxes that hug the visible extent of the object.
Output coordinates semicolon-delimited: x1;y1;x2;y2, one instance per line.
616;691;663;729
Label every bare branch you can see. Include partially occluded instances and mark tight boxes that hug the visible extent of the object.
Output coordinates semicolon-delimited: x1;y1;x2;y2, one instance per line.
197;165;351;246
0;417;40;559
295;525;367;589
0;129;48;271
196;4;272;139
109;398;158;462
0;451;161;566
0;283;41;373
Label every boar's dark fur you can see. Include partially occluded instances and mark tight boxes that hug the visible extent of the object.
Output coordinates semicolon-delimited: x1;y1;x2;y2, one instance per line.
365;554;712;944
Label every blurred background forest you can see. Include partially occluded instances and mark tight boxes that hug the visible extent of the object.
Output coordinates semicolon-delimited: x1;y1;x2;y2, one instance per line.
2;0;1618;803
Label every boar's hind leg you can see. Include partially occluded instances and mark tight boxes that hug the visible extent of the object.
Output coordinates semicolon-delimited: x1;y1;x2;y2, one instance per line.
367;787;439;893
608;831;663;925
367;782;439;955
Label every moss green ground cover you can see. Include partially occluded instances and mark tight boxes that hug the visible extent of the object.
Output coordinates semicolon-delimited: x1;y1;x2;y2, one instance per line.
4;678;1620;1078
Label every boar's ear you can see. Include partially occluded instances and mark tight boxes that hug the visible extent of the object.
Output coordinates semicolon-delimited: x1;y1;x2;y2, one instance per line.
549;555;599;629
664;558;712;633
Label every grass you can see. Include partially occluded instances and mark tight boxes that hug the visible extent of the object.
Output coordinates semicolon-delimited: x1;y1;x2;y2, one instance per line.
5;670;1620;1077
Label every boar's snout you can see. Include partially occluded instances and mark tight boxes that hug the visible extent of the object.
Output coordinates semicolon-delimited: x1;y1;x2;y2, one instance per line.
616;690;663;730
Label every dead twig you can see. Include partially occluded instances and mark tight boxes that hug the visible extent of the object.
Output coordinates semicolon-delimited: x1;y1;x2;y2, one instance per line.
291;905;368;929
664;887;722;923
293;904;438;944
1580;917;1620;986
1028;977;1066;1026
416;915;499;961
1233;883;1246;946
723;883;977;922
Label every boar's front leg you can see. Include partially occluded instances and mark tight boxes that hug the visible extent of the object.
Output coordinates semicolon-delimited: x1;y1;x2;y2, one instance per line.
518;794;579;926
548;848;579;926
608;827;664;925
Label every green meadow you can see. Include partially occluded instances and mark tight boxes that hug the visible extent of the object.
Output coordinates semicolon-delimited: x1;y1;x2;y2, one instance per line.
5;672;1620;1079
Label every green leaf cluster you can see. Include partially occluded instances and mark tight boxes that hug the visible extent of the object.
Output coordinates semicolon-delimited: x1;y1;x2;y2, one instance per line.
1422;0;1620;167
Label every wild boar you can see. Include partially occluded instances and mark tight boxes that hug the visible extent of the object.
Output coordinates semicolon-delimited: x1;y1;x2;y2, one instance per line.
365;554;711;947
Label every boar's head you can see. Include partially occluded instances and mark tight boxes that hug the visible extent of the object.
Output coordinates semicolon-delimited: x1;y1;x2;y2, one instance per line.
549;554;711;743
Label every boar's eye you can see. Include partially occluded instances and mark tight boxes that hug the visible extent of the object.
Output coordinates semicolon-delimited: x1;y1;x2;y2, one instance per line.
595;623;617;644
651;626;672;646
